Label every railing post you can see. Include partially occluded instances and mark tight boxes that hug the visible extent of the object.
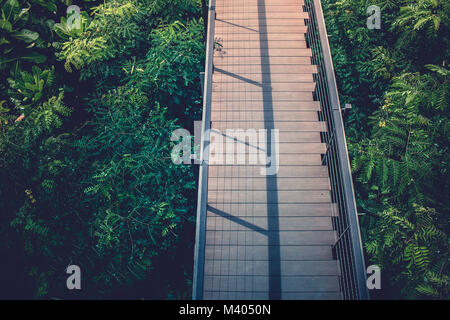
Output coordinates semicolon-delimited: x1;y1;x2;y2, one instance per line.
192;0;216;300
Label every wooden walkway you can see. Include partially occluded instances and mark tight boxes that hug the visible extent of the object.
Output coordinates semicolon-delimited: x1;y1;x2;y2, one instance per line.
202;0;342;300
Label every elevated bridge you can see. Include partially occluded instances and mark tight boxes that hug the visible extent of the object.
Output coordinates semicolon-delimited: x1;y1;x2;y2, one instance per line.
192;0;369;300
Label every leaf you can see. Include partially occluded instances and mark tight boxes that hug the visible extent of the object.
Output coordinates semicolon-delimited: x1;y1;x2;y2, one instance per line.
1;0;20;21
21;52;46;64
0;19;12;32
35;0;57;12
12;29;39;43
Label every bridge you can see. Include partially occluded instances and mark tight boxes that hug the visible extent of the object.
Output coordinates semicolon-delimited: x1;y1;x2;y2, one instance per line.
192;0;369;300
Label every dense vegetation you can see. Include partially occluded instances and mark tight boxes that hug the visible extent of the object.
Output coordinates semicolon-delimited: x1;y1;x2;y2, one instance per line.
323;0;449;299
0;0;204;299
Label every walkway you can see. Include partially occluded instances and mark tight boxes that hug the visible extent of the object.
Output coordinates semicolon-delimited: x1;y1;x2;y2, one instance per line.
201;0;342;299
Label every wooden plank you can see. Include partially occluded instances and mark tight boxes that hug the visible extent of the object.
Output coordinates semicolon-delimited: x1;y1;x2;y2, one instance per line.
209;143;326;155
214;73;314;83
214;65;318;75
211;111;318;121
212;91;314;101
209;130;322;142
203;276;340;292
208;153;324;166
203;292;259;300
206;203;337;217
208;177;330;191
206;216;333;231
216;0;304;7
208;152;321;168
217;4;304;13
278;131;322;142
275;153;323;165
205;231;337;246
207;154;324;166
215;48;312;57
211;114;318;122
204;245;334;261
282;292;342;300
211;121;327;131
279;142;326;154
211;101;321;111
217;40;308;49
207;162;330;176
215;18;306;27
208;165;328;177
214;56;312;65
216;33;305;41
283;153;321;165
214;140;327;153
209;146;326;158
204;291;342;300
218;12;309;20
212;82;316;92
215;24;308;34
207;190;331;203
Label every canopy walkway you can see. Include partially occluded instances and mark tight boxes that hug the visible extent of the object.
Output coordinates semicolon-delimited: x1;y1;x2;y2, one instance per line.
192;0;369;300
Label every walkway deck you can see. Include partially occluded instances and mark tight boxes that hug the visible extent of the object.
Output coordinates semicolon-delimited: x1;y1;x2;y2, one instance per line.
201;0;342;299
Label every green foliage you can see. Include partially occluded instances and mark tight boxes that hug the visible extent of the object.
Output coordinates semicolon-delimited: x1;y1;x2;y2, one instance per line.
1;63;70;147
75;87;195;292
0;0;47;71
127;19;204;120
323;0;449;299
363;205;448;299
393;0;449;39
54;1;139;72
8;65;55;110
0;0;203;299
53;0;202;79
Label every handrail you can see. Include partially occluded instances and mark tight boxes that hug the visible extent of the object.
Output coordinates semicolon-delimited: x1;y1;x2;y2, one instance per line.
304;0;369;299
192;0;215;300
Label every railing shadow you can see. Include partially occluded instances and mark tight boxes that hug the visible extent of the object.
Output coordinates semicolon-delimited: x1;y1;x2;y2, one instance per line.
216;18;259;32
257;0;282;299
215;67;264;87
208;206;268;235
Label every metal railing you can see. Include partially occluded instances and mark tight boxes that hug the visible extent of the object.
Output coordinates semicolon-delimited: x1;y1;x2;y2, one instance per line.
304;0;369;299
192;0;215;300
